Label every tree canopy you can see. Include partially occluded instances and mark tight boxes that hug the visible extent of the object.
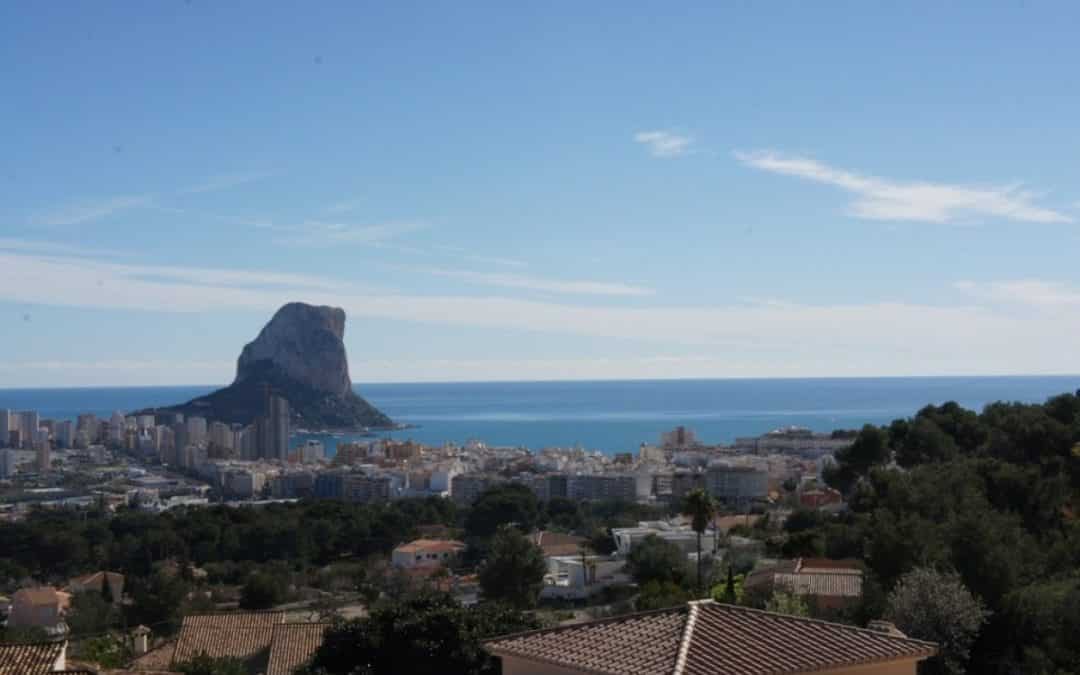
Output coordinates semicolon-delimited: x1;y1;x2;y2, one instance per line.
301;591;540;675
477;526;547;608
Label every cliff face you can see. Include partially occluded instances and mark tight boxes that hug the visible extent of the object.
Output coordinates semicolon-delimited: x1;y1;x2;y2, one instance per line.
236;303;352;397
148;303;392;429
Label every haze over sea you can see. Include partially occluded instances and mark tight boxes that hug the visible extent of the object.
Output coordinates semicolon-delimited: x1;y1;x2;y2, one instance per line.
2;376;1078;455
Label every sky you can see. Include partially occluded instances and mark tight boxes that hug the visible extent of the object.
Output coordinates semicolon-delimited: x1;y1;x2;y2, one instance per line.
2;2;1080;387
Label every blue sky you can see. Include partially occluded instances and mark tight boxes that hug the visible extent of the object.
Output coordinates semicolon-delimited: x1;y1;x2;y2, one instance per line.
2;2;1080;386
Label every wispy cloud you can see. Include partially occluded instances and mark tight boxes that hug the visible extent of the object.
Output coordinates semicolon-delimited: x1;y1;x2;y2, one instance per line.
430;245;527;269
325;198;365;214
634;130;694;158
262;220;424;247
7;250;1080;379
734;151;1072;224
29;195;153;226
0;237;132;258
407;266;654;297
954;279;1080;308
178;171;273;195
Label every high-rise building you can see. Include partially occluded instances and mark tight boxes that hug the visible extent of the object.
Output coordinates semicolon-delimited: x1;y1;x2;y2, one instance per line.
209;421;234;452
109;411;126;444
20;411;40;449
36;441;51;473
0;448;17;478
56;420;75;448
136;415;156;430
185;417;208;446
0;410;11;448
256;391;290;460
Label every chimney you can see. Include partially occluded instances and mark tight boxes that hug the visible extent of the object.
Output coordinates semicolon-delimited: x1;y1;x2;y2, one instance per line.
132;625;152;655
867;620;907;638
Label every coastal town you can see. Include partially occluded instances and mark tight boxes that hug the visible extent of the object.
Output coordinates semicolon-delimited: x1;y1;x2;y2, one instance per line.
0;402;846;517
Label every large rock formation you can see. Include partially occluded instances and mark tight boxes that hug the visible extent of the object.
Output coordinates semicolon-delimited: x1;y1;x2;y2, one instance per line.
148;303;392;429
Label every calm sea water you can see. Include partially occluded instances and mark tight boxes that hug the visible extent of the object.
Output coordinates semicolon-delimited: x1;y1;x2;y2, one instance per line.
1;376;1077;455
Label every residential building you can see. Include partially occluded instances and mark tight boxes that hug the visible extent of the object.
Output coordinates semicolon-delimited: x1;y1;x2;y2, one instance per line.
484;600;937;675
257;394;290;460
734;426;855;458
68;571;124;604
451;474;502;505
19;411;40;449
704;464;769;503
342;473;390;503
540;554;628;601
35;442;50;473
0;448;16;479
567;474;636;501
333;441;371;465
209;421;234;453
0;641;76;674
55;420;74;449
297;439;324;463
7;587;71;638
125;612;329;675
185;416;208;446
271;471;315;498
745;558;864;611
108;411;126;445
392;539;466;569
612;520;710;557
0;409;11;448
660;425;698;449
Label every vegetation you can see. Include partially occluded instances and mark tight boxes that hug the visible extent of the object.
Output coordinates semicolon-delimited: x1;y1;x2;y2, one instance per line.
885;567;989;675
300;591;540;675
636;580;690;611
625;534;687;587
765;591;810;617
681;489;716;594
812;393;1080;673
175;653;247;675
477;526;546;608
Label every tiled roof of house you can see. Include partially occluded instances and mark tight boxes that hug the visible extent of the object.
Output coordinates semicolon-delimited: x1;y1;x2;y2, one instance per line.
265;622;329;675
128;641;177;670
745;558;864;599
393;538;466;554
485;601;937;675
485;607;690;674
531;531;587;557
12;587;68;608
773;572;863;598
170;612;284;667
0;641;64;675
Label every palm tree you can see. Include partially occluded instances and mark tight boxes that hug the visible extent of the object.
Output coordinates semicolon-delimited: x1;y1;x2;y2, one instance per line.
682;488;716;595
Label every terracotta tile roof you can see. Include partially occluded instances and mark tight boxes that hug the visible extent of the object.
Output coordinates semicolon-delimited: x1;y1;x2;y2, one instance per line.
679;602;935;674
531;531;587;557
170;612;284;668
485;607;689;674
772;572;863;599
0;641;64;675
13;587;68;608
265;623;329;675
393;538;465;554
128;641;176;670
485;601;937;675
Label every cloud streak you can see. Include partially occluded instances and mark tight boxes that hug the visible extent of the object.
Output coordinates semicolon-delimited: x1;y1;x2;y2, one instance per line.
406;266;654;297
179;171;273;194
735;151;1072;224
29;195;153;226
954;279;1080;308
634;130;694;158
4;251;1080;381
261;220;424;247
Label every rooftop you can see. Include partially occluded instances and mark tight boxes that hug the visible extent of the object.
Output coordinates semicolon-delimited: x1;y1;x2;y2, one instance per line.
265;622;329;675
0;641;64;675
393;538;466;554
485;600;937;675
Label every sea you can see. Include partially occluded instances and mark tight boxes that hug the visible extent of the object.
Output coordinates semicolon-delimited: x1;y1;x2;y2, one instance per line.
1;376;1077;456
